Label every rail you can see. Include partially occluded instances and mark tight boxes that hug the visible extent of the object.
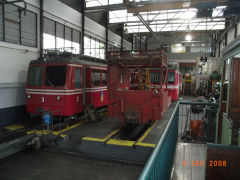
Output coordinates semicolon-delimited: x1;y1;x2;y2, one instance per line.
138;101;179;180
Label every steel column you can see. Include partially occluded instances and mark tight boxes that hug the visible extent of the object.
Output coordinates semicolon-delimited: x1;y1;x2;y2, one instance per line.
105;11;109;60
39;0;43;59
81;0;85;55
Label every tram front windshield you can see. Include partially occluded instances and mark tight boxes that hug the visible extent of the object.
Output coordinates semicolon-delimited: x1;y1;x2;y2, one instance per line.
168;71;175;84
27;66;44;87
45;66;67;87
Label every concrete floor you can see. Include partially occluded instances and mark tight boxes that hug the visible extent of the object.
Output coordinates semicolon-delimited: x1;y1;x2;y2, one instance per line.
0;150;142;180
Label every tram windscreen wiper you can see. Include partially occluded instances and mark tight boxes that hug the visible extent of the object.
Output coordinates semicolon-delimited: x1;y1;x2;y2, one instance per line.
45;66;67;87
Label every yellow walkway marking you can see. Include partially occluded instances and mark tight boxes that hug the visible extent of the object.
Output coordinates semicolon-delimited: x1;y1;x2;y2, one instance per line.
82;128;121;142
27;121;86;136
135;121;157;147
136;142;156;148
106;139;135;147
5;124;24;131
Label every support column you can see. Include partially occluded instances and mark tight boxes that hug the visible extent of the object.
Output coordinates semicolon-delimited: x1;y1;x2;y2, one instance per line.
131;34;134;51
81;0;85;55
39;0;43;59
120;24;124;55
105;11;109;60
139;35;142;53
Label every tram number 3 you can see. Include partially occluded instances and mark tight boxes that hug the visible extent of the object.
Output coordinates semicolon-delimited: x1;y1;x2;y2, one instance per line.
41;97;45;103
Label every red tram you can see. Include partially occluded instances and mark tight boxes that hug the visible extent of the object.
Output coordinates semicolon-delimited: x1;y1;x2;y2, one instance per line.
167;69;182;101
107;50;172;125
26;54;108;117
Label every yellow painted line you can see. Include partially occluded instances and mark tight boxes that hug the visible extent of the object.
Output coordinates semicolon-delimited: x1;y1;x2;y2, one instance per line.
82;137;106;142
60;134;67;138
27;129;39;134
27;120;86;136
136;121;158;144
103;128;121;140
59;121;86;133
100;111;108;117
5;124;24;131
106;139;135;147
135;142;156;148
82;127;121;142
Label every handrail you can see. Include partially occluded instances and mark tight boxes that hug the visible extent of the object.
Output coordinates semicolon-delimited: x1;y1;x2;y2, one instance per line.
179;101;218;107
138;101;179;180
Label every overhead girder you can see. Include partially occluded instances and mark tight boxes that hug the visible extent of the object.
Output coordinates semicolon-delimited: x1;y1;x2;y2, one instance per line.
127;0;231;13
124;0;161;43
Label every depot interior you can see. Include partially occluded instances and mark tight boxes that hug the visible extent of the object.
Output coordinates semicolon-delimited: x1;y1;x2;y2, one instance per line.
0;0;240;180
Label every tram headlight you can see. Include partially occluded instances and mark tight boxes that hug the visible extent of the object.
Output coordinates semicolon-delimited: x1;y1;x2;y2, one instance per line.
57;96;61;101
27;94;31;99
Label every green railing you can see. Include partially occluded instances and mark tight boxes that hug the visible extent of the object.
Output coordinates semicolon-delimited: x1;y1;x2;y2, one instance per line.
221;113;232;145
138;101;179;180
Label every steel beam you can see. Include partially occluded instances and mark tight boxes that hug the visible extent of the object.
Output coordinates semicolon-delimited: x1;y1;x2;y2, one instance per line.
124;0;160;43
127;0;229;13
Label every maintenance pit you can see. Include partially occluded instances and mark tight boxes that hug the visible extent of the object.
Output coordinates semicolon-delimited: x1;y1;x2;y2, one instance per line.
24;102;178;164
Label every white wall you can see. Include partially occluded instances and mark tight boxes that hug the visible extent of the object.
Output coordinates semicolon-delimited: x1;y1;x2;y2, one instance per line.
0;0;131;111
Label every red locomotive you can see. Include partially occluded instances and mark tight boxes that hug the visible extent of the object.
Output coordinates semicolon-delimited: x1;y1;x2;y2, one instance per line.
167;69;182;101
107;50;172;125
26;53;108;118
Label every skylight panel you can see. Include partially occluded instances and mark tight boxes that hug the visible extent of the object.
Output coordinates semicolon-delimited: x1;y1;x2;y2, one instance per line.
86;0;101;7
109;0;123;5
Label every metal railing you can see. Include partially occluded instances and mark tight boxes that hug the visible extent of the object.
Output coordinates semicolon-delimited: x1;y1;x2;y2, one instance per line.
138;101;179;180
138;101;219;180
179;101;218;143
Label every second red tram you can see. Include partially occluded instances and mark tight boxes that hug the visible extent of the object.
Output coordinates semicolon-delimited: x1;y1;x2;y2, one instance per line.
167;70;182;101
26;56;108;117
107;50;172;125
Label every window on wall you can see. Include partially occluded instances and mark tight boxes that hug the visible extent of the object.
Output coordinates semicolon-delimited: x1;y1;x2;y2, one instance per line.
56;23;64;51
171;44;186;53
84;35;105;59
21;10;37;47
0;4;37;47
84;36;91;56
65;26;72;52
43;18;55;49
72;29;80;54
43;17;81;54
108;43;120;52
5;4;20;44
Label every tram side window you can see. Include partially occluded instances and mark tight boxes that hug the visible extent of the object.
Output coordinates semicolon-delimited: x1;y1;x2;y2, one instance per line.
28;66;43;87
168;72;175;84
45;66;67;87
150;72;160;84
74;68;82;88
102;71;107;86
92;70;101;86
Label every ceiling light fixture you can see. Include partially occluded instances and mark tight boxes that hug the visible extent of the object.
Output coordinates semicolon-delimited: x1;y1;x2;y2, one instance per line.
185;34;192;41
